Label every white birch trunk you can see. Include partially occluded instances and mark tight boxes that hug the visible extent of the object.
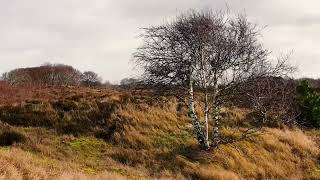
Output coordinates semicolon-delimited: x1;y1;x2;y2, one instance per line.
189;79;196;121
204;91;209;145
188;79;208;149
200;48;209;147
212;75;220;148
212;105;220;148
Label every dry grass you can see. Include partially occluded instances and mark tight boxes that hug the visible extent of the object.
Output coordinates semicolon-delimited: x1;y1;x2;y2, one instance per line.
211;128;319;179
58;171;127;180
102;95;319;179
0;86;319;179
0;148;129;180
0;148;57;179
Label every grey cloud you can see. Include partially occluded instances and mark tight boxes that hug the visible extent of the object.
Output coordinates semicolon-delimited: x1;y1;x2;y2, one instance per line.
0;0;319;82
296;16;320;26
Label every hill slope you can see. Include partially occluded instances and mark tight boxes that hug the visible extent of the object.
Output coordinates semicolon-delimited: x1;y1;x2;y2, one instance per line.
0;86;319;179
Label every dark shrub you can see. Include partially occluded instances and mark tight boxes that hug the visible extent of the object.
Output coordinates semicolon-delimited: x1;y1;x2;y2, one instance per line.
0;103;58;127
94;125;118;141
94;129;112;140
53;100;79;112
57;112;92;136
0;130;26;146
296;80;320;128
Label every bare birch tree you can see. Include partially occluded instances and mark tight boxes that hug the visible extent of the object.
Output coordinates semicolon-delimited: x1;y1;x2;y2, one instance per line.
134;10;293;150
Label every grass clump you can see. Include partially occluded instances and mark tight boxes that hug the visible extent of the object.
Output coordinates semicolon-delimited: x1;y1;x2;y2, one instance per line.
153;131;191;149
69;137;106;159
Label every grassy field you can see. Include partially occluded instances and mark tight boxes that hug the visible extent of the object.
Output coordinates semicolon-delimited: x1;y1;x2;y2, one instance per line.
0;86;319;179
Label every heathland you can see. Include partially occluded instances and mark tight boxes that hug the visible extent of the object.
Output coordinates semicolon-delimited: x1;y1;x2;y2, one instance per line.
0;83;319;179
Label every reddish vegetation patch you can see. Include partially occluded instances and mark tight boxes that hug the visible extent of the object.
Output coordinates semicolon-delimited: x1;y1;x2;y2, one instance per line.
0;83;124;105
0;81;60;105
0;81;33;105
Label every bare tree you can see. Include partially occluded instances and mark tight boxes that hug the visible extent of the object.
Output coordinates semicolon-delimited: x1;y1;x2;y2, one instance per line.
242;77;298;126
2;70;32;85
134;10;293;150
120;78;139;86
80;71;102;87
2;64;82;86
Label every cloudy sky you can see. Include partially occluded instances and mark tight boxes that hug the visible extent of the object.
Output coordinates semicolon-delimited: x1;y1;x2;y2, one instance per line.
0;0;319;83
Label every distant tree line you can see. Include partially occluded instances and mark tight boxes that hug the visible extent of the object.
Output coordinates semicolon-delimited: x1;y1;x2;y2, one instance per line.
1;63;107;87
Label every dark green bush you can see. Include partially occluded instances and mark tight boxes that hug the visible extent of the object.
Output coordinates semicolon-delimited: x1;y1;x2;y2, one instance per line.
52;100;79;112
0;104;58;127
0;98;120;136
94;129;112;140
296;80;320;128
57;111;93;135
0;130;26;146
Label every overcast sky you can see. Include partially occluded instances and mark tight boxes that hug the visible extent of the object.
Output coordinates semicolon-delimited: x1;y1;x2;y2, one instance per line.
0;0;319;83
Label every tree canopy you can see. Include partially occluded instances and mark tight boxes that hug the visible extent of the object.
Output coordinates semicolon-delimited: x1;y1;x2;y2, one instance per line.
134;10;294;149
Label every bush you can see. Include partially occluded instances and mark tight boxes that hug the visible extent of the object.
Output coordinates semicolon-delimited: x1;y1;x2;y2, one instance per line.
94;129;114;141
0;130;26;146
57;111;94;136
0;103;58;127
296;80;320;128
